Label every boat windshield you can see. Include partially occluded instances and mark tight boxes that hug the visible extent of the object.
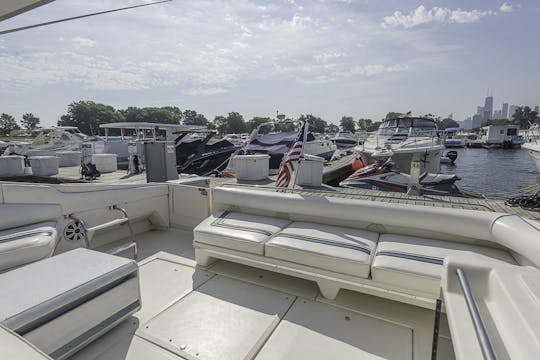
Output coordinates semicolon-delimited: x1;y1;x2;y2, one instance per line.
378;118;437;137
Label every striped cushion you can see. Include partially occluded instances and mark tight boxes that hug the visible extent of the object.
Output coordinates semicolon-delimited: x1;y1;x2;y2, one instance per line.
371;234;516;296
193;211;291;255
265;222;379;278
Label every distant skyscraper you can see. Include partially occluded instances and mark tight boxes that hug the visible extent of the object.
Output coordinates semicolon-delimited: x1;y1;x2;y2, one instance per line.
509;105;518;119
462;117;472;130
472;114;484;129
493;110;502;119
448;113;453;120
502;103;509;119
534;105;539;114
483;96;493;120
477;106;484;115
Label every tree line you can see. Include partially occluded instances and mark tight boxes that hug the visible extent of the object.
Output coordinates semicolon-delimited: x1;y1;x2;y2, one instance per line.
5;100;536;137
0;113;40;136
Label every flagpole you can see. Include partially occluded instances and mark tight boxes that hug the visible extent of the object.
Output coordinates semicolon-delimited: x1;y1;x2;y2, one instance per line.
291;121;309;193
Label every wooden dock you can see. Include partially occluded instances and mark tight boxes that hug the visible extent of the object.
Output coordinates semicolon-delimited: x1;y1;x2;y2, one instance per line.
2;163;538;220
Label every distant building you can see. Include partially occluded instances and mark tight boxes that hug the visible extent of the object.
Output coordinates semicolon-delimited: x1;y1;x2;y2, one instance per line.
477;106;484;115
534;105;539;114
448;113;453;120
461;117;472;130
472;114;484;129
509;105;518;119
483;96;493;120
493;110;502;119
502;103;509;119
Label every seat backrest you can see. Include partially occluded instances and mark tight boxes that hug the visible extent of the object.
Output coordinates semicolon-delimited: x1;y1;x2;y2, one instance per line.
211;186;508;247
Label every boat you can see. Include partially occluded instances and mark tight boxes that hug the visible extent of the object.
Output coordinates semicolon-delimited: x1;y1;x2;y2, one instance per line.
3;3;540;359
2;126;104;157
479;124;525;149
340;159;468;197
357;116;444;174
522;123;540;171
174;130;241;175
443;128;466;148
223;134;245;146
1;178;539;359
245;122;336;173
331;131;358;149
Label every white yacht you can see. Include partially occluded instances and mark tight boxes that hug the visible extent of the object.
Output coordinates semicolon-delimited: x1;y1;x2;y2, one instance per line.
331;131;358;149
3;127;104;157
522;123;540;171
1;180;540;359
357;117;444;173
443;128;466;148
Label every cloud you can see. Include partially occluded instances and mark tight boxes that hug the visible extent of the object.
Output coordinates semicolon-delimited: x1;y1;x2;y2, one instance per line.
72;36;96;49
382;5;495;28
499;3;514;13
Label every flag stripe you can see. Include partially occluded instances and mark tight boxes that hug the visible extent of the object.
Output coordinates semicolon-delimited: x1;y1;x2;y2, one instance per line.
276;121;309;188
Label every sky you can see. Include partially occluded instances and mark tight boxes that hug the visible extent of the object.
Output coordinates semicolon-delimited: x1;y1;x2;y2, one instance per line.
0;0;539;127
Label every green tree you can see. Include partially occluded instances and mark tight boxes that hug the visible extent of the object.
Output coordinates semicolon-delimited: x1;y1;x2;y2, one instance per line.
367;122;382;132
340;116;355;133
21;113;40;130
183;109;208;126
0;113;21;135
385;112;403;120
246;117;272;133
481;119;513;127
298;114;327;133
120;106;182;124
357;118;372;130
213;115;227;135
58;101;124;135
436;118;460;130
512;106;539;129
326;123;339;133
224;112;246;134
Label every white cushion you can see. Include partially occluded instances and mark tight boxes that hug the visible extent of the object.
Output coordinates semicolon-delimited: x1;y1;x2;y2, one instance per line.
0;222;58;272
193;211;291;255
371;234;516;296
265;222;379;278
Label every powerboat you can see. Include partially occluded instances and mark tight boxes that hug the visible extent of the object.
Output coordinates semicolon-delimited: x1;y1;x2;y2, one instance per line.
443;128;466;148
340;159;468;197
440;150;458;165
0;180;539;359
2;126;104;156
331;131;358;149
245;122;336;173
223;134;245;146
175;130;241;175
357;116;444;174
522;123;540;171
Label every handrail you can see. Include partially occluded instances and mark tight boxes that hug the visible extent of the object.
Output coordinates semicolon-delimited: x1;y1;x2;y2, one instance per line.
456;268;496;360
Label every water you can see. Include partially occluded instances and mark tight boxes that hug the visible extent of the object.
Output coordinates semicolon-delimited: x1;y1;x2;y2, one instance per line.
439;148;540;198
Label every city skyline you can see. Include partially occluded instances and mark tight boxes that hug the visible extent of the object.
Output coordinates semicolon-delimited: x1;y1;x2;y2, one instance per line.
1;1;539;127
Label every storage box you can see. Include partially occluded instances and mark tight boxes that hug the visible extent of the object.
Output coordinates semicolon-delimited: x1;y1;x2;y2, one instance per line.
232;154;269;181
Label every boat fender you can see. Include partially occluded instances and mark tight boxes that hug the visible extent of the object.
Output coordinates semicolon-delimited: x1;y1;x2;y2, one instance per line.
352;157;365;171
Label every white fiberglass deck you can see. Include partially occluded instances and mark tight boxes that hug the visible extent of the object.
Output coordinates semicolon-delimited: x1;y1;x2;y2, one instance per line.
70;229;455;360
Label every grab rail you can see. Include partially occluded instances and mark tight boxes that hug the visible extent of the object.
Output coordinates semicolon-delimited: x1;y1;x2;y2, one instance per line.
68;205;137;258
456;268;496;360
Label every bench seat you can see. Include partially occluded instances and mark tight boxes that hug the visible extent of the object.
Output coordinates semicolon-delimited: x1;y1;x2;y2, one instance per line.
265;222;379;278
371;234;517;296
0;248;140;359
193;211;290;255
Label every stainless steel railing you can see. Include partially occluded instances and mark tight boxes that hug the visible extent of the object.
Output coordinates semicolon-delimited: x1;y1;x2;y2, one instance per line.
456;268;496;360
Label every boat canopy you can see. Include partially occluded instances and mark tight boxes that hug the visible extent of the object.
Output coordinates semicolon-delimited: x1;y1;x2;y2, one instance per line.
0;0;54;22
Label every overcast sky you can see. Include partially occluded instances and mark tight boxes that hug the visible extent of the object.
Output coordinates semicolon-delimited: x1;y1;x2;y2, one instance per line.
0;0;539;127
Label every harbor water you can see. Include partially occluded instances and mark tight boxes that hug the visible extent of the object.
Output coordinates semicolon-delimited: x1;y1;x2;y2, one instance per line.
439;147;540;198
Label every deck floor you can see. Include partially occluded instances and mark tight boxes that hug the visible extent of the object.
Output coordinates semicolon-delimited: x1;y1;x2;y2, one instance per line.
70;229;455;360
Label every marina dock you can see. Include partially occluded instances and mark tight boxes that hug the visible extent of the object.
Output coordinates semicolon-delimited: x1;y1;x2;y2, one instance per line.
2;161;537;220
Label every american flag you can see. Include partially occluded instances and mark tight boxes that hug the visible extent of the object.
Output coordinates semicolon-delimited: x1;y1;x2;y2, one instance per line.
276;121;309;188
